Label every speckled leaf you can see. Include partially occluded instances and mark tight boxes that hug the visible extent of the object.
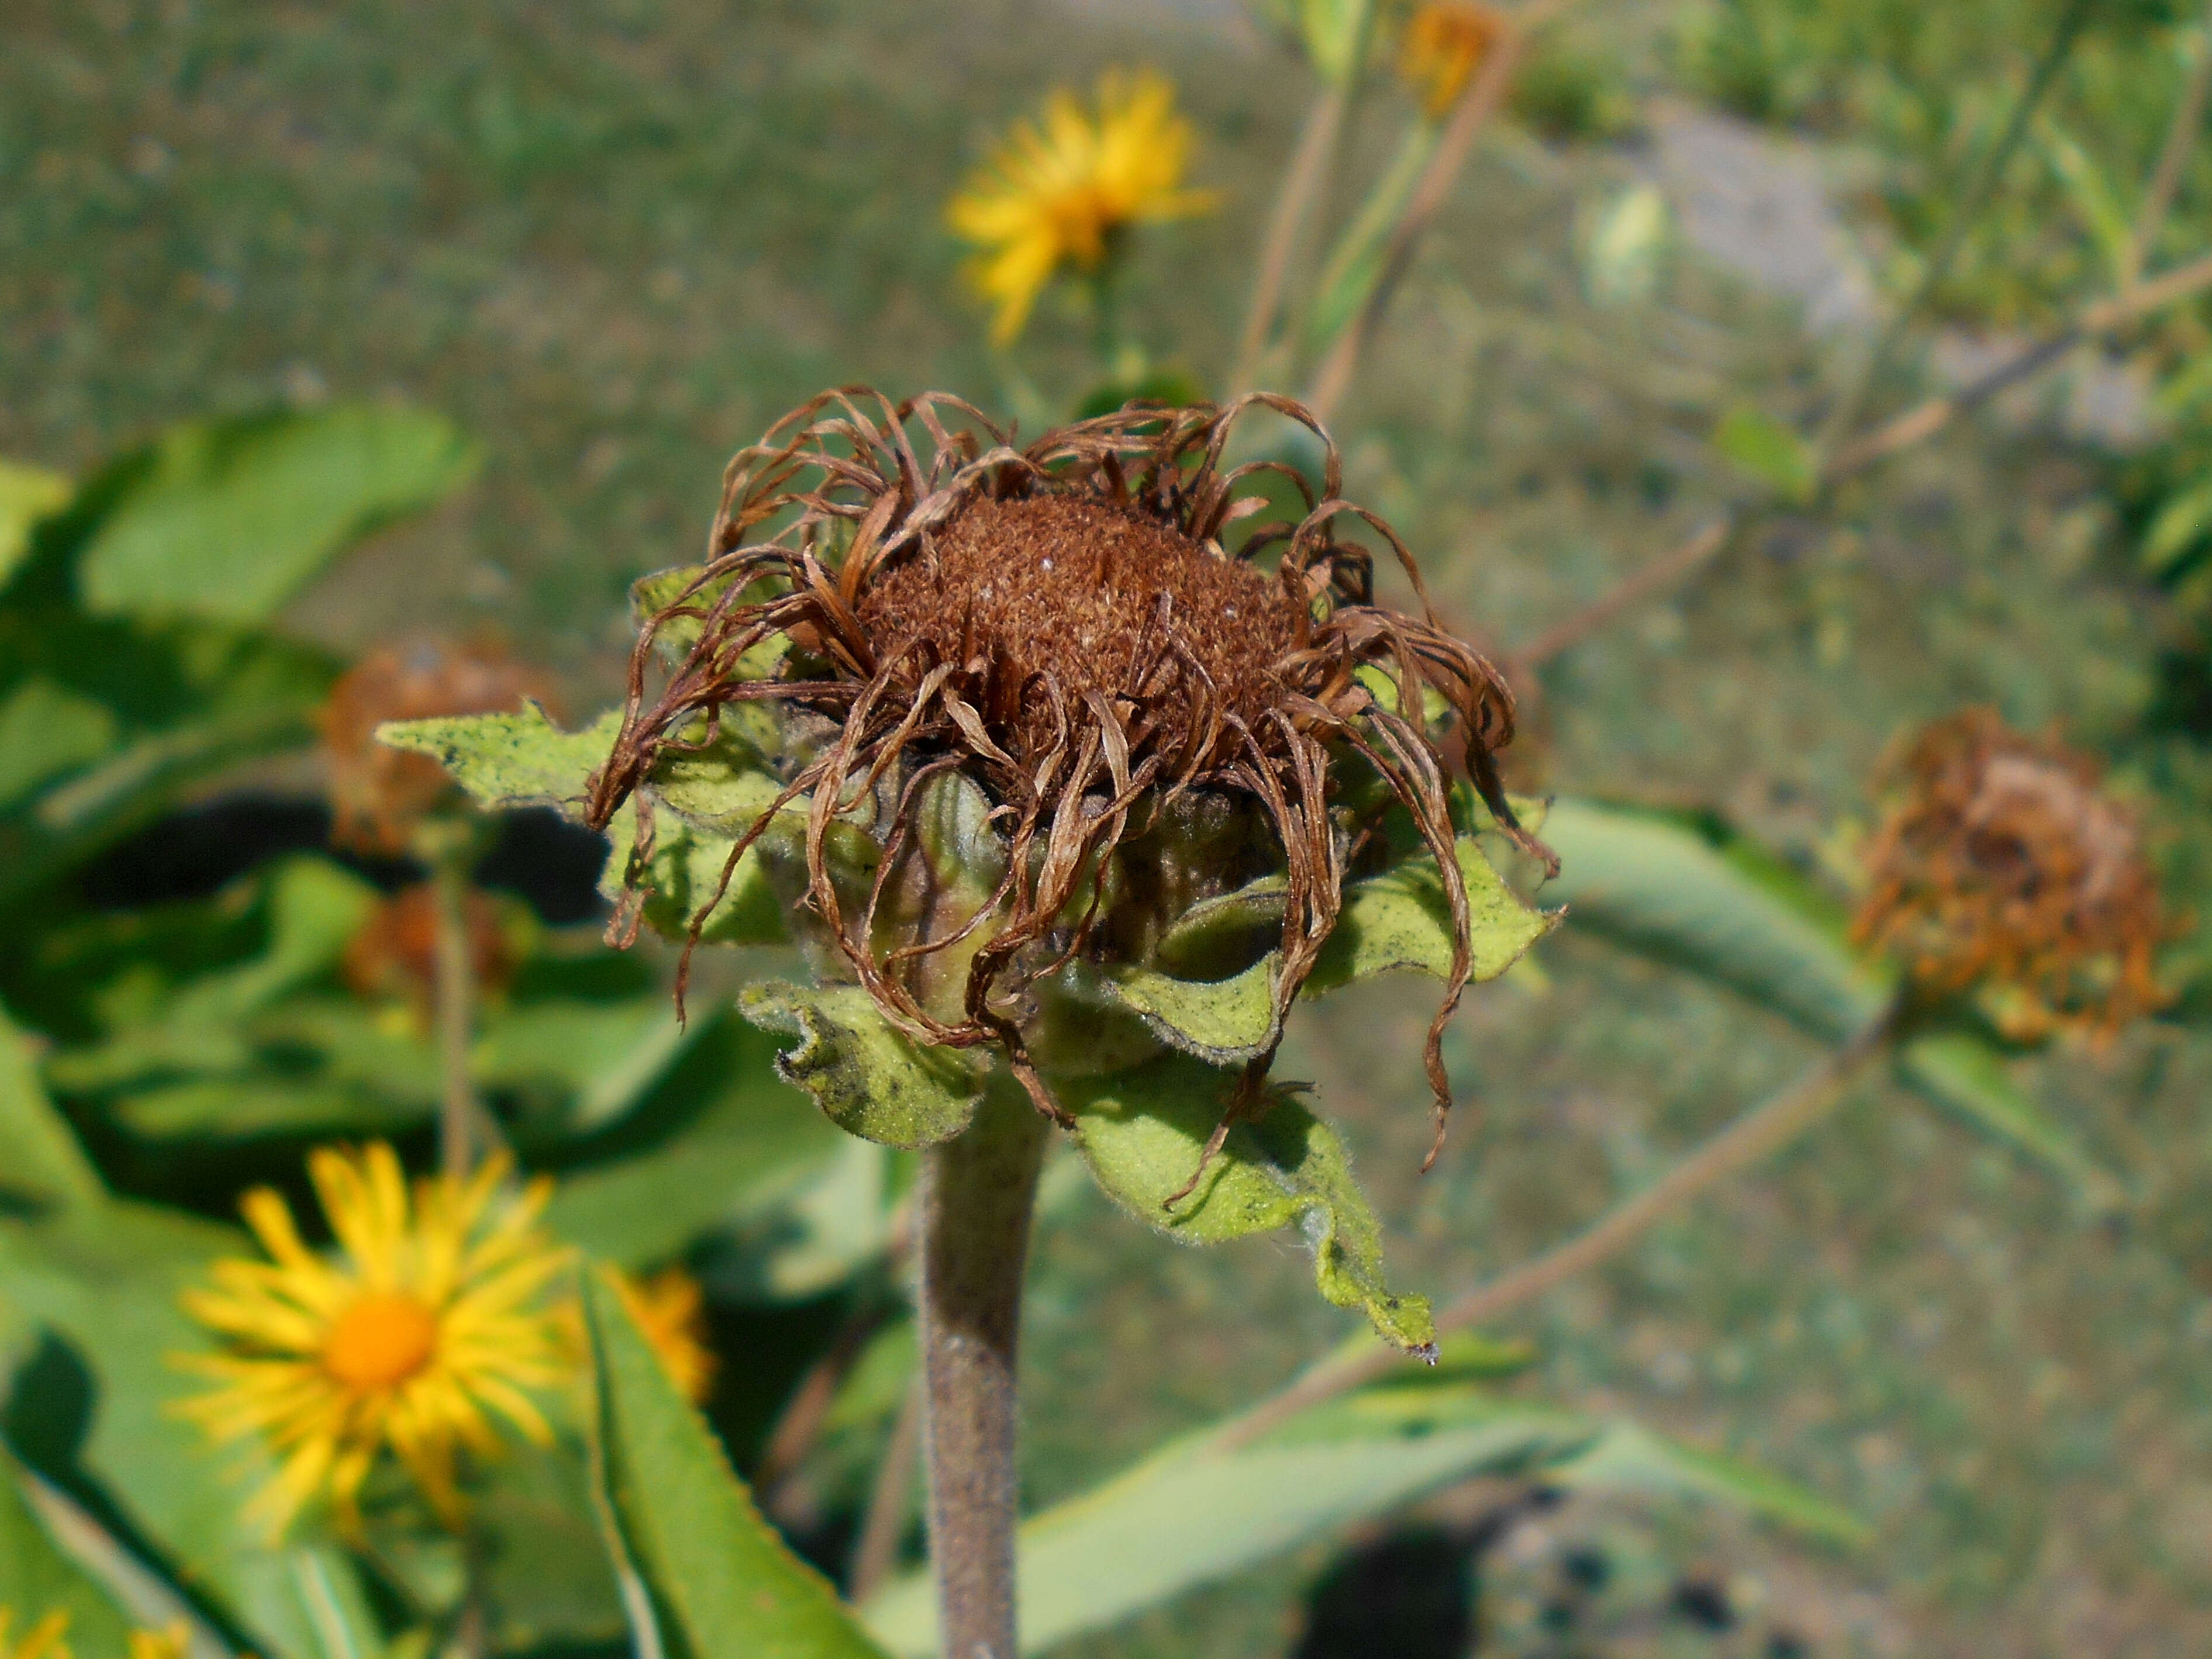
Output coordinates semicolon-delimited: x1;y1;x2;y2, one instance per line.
1099;953;1282;1064
597;806;786;948
583;1273;892;1659
1152;876;1285;979
1310;836;1558;993
377;705;620;815
1064;1056;1434;1352
739;983;982;1150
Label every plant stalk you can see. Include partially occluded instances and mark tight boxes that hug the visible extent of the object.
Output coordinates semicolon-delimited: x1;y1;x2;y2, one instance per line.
2124;0;2212;292
1231;81;1351;393
917;1086;1049;1659
427;833;482;1177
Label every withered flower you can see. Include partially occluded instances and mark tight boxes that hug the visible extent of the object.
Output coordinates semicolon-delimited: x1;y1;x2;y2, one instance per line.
1854;708;2167;1042
1399;2;1506;119
324;642;553;854
585;389;1549;1166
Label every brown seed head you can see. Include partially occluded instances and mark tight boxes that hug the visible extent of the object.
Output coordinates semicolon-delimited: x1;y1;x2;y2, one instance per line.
588;390;1548;1161
323;641;555;854
1853;708;2168;1042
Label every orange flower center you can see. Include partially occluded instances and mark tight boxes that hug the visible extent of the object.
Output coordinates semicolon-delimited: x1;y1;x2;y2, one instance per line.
322;1292;439;1391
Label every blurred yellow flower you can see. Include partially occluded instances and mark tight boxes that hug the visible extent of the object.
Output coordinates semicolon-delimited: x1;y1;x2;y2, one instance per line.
177;1143;571;1538
126;1626;188;1659
0;1610;71;1659
947;70;1220;344
1399;2;1504;118
607;1266;718;1404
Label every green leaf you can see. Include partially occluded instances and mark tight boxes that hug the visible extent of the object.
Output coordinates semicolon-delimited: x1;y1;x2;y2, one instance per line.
1713;407;1817;506
739;983;983;1151
1550;1422;1869;1547
1064;1056;1434;1352
1305;125;1435;352
1099;954;1282;1065
0;1200;337;1659
377;707;621;815
2141;472;2212;573
544;1014;849;1270
1894;1032;2129;1214
2035;116;2134;289
597;806;787;949
860;1400;1593;1657
0;460;71;595
582;1271;892;1659
0;1005;104;1214
75;407;479;626
1540;799;1891;1043
1310;835;1558;992
0;680;118;815
0;1453;137;1659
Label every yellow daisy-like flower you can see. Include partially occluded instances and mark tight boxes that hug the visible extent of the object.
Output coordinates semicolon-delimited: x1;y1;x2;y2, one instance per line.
177;1143;571;1538
126;1626;187;1659
0;1610;71;1659
947;69;1220;344
609;1267;718;1404
1399;2;1504;118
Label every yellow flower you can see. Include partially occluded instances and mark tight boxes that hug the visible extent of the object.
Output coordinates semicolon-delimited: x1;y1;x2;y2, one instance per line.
126;1627;187;1659
1399;2;1504;117
0;1610;71;1659
606;1267;718;1404
177;1144;571;1538
947;69;1220;344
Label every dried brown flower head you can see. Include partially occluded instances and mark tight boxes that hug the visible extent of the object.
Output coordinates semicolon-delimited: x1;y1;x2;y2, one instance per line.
1399;2;1505;118
341;883;514;1011
323;641;554;853
586;390;1548;1160
1853;708;2167;1042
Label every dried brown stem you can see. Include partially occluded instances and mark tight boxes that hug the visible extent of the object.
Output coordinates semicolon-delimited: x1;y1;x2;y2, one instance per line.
1305;0;1584;421
1233;83;1351;393
1211;1013;1896;1453
426;831;482;1177
2124;2;2212;293
849;1374;924;1604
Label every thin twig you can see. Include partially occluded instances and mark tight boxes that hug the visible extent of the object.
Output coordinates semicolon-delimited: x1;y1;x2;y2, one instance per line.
1305;0;1585;421
757;1303;896;1509
1822;0;2100;450
1516;248;2212;672
1508;517;1733;676
1233;84;1352;394
849;1375;924;1604
2123;1;2212;292
1212;1014;1896;1453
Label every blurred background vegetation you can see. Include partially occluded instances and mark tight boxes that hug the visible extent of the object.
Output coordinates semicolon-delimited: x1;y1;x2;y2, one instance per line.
8;0;2212;1653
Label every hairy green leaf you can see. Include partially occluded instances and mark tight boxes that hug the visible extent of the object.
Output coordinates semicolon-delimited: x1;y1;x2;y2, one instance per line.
739;983;982;1150
1100;954;1282;1064
1310;835;1557;991
377;706;620;815
77;406;479;625
1064;1056;1433;1352
583;1272;891;1659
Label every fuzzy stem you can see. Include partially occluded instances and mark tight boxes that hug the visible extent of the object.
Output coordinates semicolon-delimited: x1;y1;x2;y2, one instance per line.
917;1085;1048;1659
426;832;482;1177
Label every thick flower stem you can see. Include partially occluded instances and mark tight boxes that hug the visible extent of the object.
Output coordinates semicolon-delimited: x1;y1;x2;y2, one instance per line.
917;1085;1049;1659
